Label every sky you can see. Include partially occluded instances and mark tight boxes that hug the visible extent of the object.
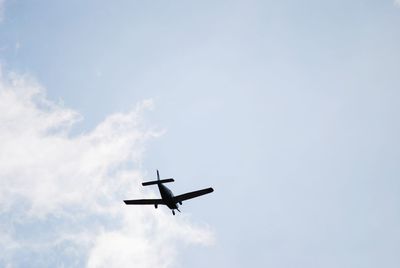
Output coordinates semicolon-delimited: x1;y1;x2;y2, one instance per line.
0;1;400;267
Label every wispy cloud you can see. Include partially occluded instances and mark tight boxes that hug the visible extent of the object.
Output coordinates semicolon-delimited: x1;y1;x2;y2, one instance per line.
395;0;400;7
0;69;214;267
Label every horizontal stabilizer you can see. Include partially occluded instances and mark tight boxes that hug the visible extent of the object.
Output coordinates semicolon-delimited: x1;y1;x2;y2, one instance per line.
142;178;174;186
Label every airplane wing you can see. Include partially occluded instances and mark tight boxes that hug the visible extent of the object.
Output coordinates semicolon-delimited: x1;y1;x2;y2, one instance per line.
174;187;214;202
124;199;164;205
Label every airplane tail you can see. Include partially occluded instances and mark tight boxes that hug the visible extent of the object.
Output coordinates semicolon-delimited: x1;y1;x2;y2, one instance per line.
142;170;174;186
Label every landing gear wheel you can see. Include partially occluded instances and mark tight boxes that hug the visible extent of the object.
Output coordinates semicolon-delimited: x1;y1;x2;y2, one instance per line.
172;210;175;216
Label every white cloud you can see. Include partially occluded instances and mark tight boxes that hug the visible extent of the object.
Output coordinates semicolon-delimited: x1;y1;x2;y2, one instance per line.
0;69;214;267
395;0;400;7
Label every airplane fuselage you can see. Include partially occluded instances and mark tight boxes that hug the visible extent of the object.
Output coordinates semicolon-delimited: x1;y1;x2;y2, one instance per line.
158;183;179;210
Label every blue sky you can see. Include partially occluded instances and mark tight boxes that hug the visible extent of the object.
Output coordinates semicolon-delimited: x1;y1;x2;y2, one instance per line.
1;1;400;267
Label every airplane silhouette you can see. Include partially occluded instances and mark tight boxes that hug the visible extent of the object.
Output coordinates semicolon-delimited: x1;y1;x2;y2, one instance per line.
124;170;214;215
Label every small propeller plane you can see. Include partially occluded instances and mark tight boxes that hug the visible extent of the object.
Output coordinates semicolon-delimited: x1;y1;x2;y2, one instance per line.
124;170;214;215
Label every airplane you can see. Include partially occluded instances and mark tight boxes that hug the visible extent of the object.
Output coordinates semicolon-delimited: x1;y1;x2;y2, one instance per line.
124;170;214;215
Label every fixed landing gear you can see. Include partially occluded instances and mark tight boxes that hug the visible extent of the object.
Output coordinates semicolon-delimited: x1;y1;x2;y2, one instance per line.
171;209;181;216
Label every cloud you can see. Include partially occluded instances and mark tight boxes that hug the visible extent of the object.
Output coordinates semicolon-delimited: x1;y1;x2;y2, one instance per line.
0;69;214;267
395;0;400;7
